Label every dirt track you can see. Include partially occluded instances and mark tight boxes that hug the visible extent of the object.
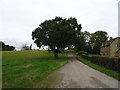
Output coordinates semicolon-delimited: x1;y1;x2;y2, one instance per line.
34;54;119;88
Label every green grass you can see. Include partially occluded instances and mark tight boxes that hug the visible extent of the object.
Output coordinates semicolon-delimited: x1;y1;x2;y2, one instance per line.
75;55;120;81
2;50;68;88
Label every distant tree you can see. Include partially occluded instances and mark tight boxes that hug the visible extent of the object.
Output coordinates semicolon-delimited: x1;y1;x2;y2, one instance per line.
0;41;15;51
21;44;32;50
48;49;51;53
74;32;85;55
30;44;32;50
82;31;92;53
83;31;91;43
90;31;108;54
32;17;82;58
9;46;15;51
47;46;51;53
74;30;109;54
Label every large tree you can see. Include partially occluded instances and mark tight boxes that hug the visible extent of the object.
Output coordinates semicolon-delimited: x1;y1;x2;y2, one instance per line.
32;17;82;58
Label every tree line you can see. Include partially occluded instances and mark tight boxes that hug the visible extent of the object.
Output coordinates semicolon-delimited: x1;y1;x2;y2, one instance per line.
0;41;15;51
32;17;108;58
75;30;108;55
0;17;108;57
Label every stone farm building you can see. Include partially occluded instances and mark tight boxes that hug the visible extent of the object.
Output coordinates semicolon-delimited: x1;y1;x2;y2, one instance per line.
100;37;120;57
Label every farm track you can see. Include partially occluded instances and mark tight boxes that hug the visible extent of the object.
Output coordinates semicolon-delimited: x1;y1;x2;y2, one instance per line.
34;53;119;88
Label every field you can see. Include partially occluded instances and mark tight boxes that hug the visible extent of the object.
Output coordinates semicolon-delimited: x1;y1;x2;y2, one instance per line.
2;50;68;88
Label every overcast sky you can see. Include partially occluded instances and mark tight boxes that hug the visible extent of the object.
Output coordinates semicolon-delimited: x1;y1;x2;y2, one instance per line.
0;0;119;50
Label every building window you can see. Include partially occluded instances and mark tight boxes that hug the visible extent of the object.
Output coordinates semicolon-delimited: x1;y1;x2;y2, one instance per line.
103;53;105;56
116;44;120;48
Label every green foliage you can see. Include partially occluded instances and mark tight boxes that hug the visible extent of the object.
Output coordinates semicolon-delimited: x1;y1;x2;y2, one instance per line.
90;31;108;54
75;30;109;54
0;41;15;51
2;50;67;88
74;30;108;54
82;31;92;53
76;56;120;80
74;32;85;53
32;17;82;58
76;51;88;56
81;55;120;72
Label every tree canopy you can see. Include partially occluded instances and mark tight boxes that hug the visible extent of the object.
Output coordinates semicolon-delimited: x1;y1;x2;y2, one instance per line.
74;30;108;55
32;16;109;57
32;17;82;58
90;31;108;54
0;41;15;51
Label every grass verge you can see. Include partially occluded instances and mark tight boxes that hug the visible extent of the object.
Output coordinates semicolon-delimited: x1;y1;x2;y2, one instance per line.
75;55;120;81
2;50;68;88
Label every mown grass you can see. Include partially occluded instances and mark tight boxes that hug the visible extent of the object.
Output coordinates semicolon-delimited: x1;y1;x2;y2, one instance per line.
75;55;120;81
2;50;68;88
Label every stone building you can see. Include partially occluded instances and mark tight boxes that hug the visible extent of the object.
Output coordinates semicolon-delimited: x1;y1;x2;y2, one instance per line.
100;37;120;57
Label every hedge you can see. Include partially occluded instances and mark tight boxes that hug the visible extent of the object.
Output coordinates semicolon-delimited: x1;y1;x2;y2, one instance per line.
81;55;120;72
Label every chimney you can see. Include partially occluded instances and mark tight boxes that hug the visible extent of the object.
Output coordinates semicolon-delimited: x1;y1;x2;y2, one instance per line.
110;37;112;40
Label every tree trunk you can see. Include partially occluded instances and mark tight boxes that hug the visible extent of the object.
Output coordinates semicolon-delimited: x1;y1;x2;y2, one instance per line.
54;52;58;59
54;47;59;59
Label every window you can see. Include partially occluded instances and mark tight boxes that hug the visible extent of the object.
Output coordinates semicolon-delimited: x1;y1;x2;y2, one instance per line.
116;44;120;48
103;53;105;56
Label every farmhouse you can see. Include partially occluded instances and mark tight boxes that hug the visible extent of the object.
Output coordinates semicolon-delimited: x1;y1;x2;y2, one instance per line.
100;37;120;57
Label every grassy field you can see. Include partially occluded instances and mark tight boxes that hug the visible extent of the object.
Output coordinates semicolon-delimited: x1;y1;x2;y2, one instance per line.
75;55;120;81
2;50;68;88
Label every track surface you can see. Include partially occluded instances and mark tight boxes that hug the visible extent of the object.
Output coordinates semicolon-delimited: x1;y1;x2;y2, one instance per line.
34;54;119;88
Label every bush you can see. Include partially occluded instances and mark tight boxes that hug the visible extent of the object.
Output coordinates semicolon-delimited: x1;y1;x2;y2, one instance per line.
77;51;88;56
81;55;120;72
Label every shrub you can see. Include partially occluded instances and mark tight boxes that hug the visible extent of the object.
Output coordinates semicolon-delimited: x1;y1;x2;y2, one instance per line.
77;51;88;56
81;55;120;72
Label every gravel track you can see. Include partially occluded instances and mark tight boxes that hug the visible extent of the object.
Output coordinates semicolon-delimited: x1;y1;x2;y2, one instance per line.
34;54;119;88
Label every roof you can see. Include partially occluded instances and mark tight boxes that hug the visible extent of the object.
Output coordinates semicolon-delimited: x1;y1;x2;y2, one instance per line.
102;37;120;47
116;48;120;53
